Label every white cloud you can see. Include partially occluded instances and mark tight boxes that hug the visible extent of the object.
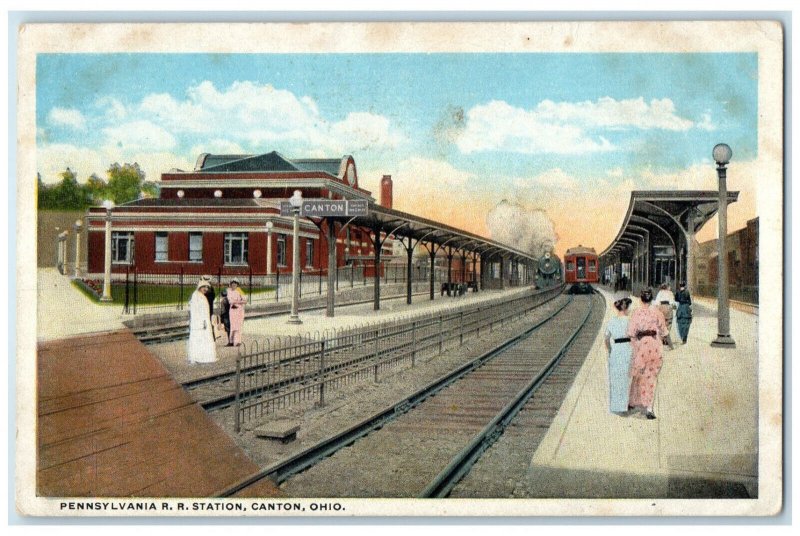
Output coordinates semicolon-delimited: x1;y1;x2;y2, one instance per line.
455;97;699;155
607;167;624;178
456;100;615;155
696;112;717;131
189;140;246;158
535;97;695;131
37;143;106;183
47;107;86;130
102;120;177;152
329;112;403;152
395;157;472;187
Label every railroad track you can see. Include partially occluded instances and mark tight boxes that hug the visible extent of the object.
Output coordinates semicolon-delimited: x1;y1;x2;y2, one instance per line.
217;293;600;498
132;290;438;345
185;290;567;412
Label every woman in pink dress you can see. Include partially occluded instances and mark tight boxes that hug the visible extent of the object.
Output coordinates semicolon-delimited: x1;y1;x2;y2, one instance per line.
626;288;668;419
226;279;247;347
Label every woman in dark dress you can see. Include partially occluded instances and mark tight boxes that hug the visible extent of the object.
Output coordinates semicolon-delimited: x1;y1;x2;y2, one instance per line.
675;282;693;344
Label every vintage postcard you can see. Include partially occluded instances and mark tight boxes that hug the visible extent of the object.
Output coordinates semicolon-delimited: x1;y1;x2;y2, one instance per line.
16;20;783;517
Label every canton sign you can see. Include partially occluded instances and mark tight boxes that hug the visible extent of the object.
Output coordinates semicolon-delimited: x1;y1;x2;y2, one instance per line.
280;199;369;217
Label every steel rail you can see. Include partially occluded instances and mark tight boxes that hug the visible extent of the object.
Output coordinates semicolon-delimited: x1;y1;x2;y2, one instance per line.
194;287;563;411
215;295;575;497
419;293;600;498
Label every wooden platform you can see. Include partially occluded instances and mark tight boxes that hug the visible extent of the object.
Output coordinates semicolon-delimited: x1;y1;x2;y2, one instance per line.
37;330;282;498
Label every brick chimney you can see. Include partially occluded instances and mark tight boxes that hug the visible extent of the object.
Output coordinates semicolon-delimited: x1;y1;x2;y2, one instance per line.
380;175;393;209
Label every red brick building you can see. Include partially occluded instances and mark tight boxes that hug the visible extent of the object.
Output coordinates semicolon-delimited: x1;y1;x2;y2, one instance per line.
86;152;388;278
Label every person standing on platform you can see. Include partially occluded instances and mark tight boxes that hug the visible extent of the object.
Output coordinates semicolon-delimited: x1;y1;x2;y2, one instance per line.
187;281;217;364
604;296;633;415
626;288;668;420
200;275;217;340
655;283;676;350
226;278;247;347
675;282;693;344
219;289;231;341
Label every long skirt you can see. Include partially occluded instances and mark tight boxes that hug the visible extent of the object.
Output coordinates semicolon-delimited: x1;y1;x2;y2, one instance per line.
608;344;633;412
188;326;217;364
628;338;663;409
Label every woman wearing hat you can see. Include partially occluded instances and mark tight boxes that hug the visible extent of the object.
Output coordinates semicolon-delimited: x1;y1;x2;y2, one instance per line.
675;282;693;344
187;280;217;364
226;278;247;347
626;288;668;419
604;295;633;415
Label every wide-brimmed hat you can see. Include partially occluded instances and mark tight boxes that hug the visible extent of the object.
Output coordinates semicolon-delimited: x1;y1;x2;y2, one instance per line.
200;275;213;281
197;280;211;290
229;278;241;285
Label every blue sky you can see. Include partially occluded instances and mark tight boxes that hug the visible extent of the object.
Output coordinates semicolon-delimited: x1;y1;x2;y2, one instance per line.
36;52;759;250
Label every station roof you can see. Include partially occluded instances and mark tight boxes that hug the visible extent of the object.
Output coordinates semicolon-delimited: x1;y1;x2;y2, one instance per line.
599;190;739;261
322;203;537;262
195;151;344;177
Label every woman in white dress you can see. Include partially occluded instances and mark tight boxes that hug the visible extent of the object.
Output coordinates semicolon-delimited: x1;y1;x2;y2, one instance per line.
604;296;633;415
187;280;218;364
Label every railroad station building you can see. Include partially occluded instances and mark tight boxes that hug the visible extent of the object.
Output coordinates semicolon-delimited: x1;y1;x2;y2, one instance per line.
86;152;392;279
84;151;536;303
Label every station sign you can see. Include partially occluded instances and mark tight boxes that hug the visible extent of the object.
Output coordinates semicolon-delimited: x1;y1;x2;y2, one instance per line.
280;199;369;217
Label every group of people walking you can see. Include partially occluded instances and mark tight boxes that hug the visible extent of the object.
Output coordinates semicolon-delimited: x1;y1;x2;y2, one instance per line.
187;276;248;364
604;282;693;419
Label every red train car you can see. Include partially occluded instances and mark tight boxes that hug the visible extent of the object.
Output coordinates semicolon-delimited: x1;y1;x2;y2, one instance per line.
563;246;599;292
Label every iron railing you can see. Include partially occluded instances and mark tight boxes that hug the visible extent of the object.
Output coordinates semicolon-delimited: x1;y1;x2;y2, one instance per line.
233;285;564;432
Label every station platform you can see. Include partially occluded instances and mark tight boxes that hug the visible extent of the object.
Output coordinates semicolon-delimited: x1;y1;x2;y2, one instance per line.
36;330;282;498
521;287;760;500
37;268;128;341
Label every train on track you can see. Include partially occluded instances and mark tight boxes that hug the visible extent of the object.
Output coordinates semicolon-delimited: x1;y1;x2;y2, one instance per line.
534;252;562;289
563;245;598;294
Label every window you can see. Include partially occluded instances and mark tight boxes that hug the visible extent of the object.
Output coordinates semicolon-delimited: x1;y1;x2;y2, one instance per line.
566;261;575;271
224;232;248;265
305;239;314;268
588;259;597;272
189;232;203;262
155;232;168;262
111;232;134;264
277;235;287;267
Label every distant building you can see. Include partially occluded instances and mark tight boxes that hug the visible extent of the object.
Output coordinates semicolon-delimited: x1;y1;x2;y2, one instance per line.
695;217;758;302
85;152;394;279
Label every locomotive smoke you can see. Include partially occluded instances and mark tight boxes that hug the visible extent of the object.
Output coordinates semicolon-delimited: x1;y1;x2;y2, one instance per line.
486;200;557;258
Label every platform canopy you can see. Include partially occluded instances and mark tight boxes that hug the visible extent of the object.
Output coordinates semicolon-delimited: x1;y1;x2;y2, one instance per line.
598;190;738;291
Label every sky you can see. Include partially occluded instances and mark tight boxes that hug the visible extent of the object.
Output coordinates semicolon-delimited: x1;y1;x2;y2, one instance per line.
36;52;759;256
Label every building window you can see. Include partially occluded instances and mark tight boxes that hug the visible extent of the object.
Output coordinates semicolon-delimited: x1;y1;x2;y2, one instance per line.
224;232;248;265
305;239;314;268
155;232;168;262
111;232;134;264
189;232;203;262
277;235;287;267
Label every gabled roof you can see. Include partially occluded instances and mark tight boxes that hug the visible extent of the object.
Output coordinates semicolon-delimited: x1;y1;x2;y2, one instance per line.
195;151;346;177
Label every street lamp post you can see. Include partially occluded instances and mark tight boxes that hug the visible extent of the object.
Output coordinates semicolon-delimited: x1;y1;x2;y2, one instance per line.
100;200;115;302
711;143;736;348
74;219;82;278
265;221;273;276
287;190;303;324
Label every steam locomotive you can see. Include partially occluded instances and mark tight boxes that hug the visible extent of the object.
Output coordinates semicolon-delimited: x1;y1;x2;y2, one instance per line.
534;252;562;289
563;245;599;294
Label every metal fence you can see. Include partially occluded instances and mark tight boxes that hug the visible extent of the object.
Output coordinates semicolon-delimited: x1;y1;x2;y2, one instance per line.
78;264;451;314
695;284;758;305
233;285;563;432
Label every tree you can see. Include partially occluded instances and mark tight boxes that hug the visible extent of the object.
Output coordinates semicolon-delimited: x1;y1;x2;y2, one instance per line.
106;162;145;204
140;180;160;198
38;168;93;210
85;173;108;203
